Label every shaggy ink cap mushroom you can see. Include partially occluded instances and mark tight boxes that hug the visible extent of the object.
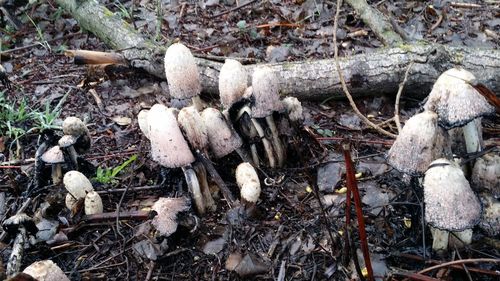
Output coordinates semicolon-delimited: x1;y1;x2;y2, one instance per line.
62;117;88;136
250;67;283;118
2;213;37;236
282;96;304;122
201;107;243;159
219;59;248;109
41;146;64;164
63;170;94;201
84;191;103;215
424;158;482;231
424;68;495;129
147;104;195;167
472;153;500;197
22;260;70;281
177;106;209;152
137;109;150;139
236;162;261;204
387;111;451;176
58;135;77;148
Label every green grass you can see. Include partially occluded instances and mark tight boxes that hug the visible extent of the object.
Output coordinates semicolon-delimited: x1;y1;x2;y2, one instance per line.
94;155;138;184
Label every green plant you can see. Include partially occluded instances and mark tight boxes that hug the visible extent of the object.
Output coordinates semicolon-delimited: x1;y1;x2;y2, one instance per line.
311;124;334;137
114;1;132;20
26;14;51;51
94;155;138;184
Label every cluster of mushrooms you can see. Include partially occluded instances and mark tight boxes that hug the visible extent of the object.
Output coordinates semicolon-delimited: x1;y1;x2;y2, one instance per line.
387;68;498;253
137;43;304;215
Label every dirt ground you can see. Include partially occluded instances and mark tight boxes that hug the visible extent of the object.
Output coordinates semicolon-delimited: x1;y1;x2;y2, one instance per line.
0;0;499;280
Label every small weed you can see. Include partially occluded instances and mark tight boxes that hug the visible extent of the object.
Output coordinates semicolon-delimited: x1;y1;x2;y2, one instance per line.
94;155;138;184
312;124;334;137
114;1;132;20
26;14;51;51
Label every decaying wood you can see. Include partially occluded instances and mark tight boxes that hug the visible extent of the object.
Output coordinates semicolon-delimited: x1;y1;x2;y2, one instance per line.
56;0;500;100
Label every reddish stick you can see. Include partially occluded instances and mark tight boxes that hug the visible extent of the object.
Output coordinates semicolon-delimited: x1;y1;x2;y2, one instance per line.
343;142;374;281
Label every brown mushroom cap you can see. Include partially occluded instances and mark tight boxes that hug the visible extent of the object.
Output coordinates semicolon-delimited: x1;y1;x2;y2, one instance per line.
63;170;94;200
219;59;248;109
22;260;70;281
424;158;482;231
387;111;451;175
251;67;283;118
423;68;495;129
472;153;500;197
151;197;190;236
201;107;243;158
164;43;201;100
41;146;65;164
177;106;209;152
235;162;261;203
147;104;195;167
62;117;88;136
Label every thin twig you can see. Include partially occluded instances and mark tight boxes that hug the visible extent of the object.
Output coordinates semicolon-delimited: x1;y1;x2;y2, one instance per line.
210;0;259;18
418;258;500;275
332;0;397;138
394;62;414;133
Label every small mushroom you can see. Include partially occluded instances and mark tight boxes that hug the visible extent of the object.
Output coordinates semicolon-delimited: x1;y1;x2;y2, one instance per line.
60;117;91;169
471;152;499;197
219;59;248;110
424;68;495;153
164;43;203;110
22;260;70;281
41;146;65;185
387;111;451;176
282;96;304;123
423;158;481;252
236;162;261;211
84;191;103;215
2;213;37;277
137;109;150;139
478;193;499;237
58;135;78;169
151;197;190;237
63;170;94;210
147;104;205;214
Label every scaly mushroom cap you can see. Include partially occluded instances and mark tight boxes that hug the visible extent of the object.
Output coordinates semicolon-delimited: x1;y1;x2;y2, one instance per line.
58;135;77;148
41;146;65;164
63;170;94;200
423;68;495;129
62;117;88;136
151;197;190;236
387;111;451;175
138;109;150;139
478;193;499;237
164;43;201;100
219;59;248;109
472;153;500;197
424;158;481;231
282;96;303;122
177;106;209;151
236;162;261;203
148;104;195;167
23;260;70;281
84;191;103;215
251;67;283;118
201;107;243;158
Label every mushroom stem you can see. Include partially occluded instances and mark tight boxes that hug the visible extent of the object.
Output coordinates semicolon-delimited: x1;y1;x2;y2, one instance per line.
6;227;27;277
182;166;205;215
265;115;285;167
191;96;204;112
249;143;260;168
52;164;62;185
430;227;449;252
462;119;482;153
193;162;216;212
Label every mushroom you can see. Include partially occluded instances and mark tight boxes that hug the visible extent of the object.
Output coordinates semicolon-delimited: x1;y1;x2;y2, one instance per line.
137;109;150;139
282;96;304;124
423;158;482;252
235;162;261;212
164;43;203;111
22;260;70;281
423;68;495;154
58;135;78;169
41;146;65;185
84;191;103;215
2;213;37;277
387;111;451;177
60;116;91;169
471;152;499;197
478;193;499;237
63;170;94;210
147;104;205;214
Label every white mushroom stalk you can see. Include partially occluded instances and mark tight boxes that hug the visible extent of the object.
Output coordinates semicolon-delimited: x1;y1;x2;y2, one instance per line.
41;146;65;185
147;104;205;215
164;43;203;111
2;213;37;277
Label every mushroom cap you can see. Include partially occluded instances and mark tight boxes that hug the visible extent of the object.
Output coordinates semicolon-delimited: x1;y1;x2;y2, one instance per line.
201;107;243;158
236;162;261;203
423;68;495;129
282;96;303;122
62;117;88;136
250;67;284;118
472;153;500;197
41;146;65;164
84;191;103;215
219;59;248;109
478;193;499;237
151;197;190;236
387;111;451;175
147;104;195;167
177;106;209;151
424;158;482;231
138;109;150;139
23;260;70;281
58;135;77;148
65;193;79;210
164;43;201;99
2;213;37;235
63;170;94;200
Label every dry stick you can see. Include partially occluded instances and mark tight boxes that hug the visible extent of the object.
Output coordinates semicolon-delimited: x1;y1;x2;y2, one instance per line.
210;0;259;18
417;258;500;275
195;153;236;207
332;0;397;139
394;62;414;133
343;142;374;281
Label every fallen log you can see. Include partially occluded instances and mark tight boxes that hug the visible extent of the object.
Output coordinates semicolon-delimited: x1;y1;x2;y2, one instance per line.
55;0;500;100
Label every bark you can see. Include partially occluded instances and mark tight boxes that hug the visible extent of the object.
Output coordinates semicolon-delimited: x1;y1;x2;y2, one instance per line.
56;0;500;100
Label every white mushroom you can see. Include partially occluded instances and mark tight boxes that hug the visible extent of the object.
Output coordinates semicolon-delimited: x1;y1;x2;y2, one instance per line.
137;109;150;139
63;170;94;210
84;191;103;215
219;59;248;109
22;260;70;281
41;146;65;185
236;162;261;208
